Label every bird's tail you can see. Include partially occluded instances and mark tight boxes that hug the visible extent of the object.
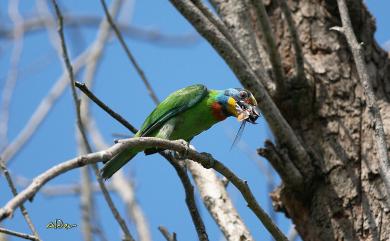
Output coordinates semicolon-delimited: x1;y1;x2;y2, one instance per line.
100;148;139;179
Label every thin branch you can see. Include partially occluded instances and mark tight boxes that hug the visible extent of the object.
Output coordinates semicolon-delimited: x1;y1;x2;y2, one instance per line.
0;137;288;240
51;0;91;152
170;0;313;179
158;226;178;241
209;0;275;94
186;158;255;241
0;0;24;149
249;0;286;95
0;162;40;240
0;227;39;241
0;15;199;46
257;140;303;190
75;82;138;133
100;0;159;105
110;171;152;241
275;0;305;83
51;1;135;240
161;152;209;241
333;0;390;201
91;164;135;241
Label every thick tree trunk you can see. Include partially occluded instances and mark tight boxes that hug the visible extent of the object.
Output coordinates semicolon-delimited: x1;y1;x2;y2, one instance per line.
264;0;390;240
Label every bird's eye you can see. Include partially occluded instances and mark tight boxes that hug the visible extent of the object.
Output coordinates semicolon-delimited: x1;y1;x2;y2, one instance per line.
239;91;248;99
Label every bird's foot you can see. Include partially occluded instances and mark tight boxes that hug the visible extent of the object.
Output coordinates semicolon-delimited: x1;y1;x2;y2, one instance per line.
200;152;215;169
176;139;190;160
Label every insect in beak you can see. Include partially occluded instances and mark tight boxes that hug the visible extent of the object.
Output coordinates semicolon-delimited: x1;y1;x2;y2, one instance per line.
235;100;260;124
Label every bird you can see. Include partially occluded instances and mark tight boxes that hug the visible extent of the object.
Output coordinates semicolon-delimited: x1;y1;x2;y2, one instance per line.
101;84;259;179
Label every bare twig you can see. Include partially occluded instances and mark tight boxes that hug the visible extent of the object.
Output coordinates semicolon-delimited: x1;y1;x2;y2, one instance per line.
0;0;24;149
0;137;288;240
51;0;91;152
170;0;313;180
91;164;135;241
249;0;286;95
100;0;159;104
186;160;255;241
257;140;303;189
0;227;39;241
0;162;40;240
209;0;275;94
0;15;199;46
161;152;209;241
158;226;178;241
75;82;138;133
51;1;135;240
275;0;305;83
333;0;390;200
110;171;152;241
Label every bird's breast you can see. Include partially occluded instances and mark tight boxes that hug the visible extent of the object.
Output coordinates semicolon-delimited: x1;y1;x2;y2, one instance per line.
210;102;227;121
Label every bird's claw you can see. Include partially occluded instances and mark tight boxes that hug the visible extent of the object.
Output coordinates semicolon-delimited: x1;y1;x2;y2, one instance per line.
200;152;215;169
175;139;190;160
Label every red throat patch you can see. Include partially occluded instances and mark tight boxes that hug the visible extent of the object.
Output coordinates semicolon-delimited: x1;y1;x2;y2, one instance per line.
211;102;227;121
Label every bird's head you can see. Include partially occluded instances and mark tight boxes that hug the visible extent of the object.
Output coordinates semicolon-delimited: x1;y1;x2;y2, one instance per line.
218;88;259;124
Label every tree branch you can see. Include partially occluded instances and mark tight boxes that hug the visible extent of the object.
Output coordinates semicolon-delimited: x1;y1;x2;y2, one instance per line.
249;0;286;95
158;226;178;241
0;137;288;240
75;82;138;133
0;161;40;240
186;159;255;240
209;0;275;95
257;140;303;190
161;152;209;241
333;0;390;201
0;227;39;241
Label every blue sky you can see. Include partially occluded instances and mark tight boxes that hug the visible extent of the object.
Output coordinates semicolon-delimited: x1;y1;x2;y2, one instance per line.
0;1;389;241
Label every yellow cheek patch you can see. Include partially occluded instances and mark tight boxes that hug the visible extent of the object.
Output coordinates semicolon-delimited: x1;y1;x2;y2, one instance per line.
227;97;237;116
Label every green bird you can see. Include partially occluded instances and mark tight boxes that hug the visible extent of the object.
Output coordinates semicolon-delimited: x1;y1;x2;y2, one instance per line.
101;84;259;179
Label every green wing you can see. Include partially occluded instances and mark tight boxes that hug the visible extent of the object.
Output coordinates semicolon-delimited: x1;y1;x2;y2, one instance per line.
138;84;208;137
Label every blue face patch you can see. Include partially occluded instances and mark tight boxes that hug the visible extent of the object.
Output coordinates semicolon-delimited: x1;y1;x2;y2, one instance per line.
224;88;248;101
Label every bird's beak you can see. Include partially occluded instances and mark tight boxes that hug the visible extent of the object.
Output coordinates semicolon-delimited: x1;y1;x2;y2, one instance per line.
235;96;259;124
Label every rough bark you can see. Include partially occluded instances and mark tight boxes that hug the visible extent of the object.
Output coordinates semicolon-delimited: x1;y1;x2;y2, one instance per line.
262;0;390;240
176;0;390;240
